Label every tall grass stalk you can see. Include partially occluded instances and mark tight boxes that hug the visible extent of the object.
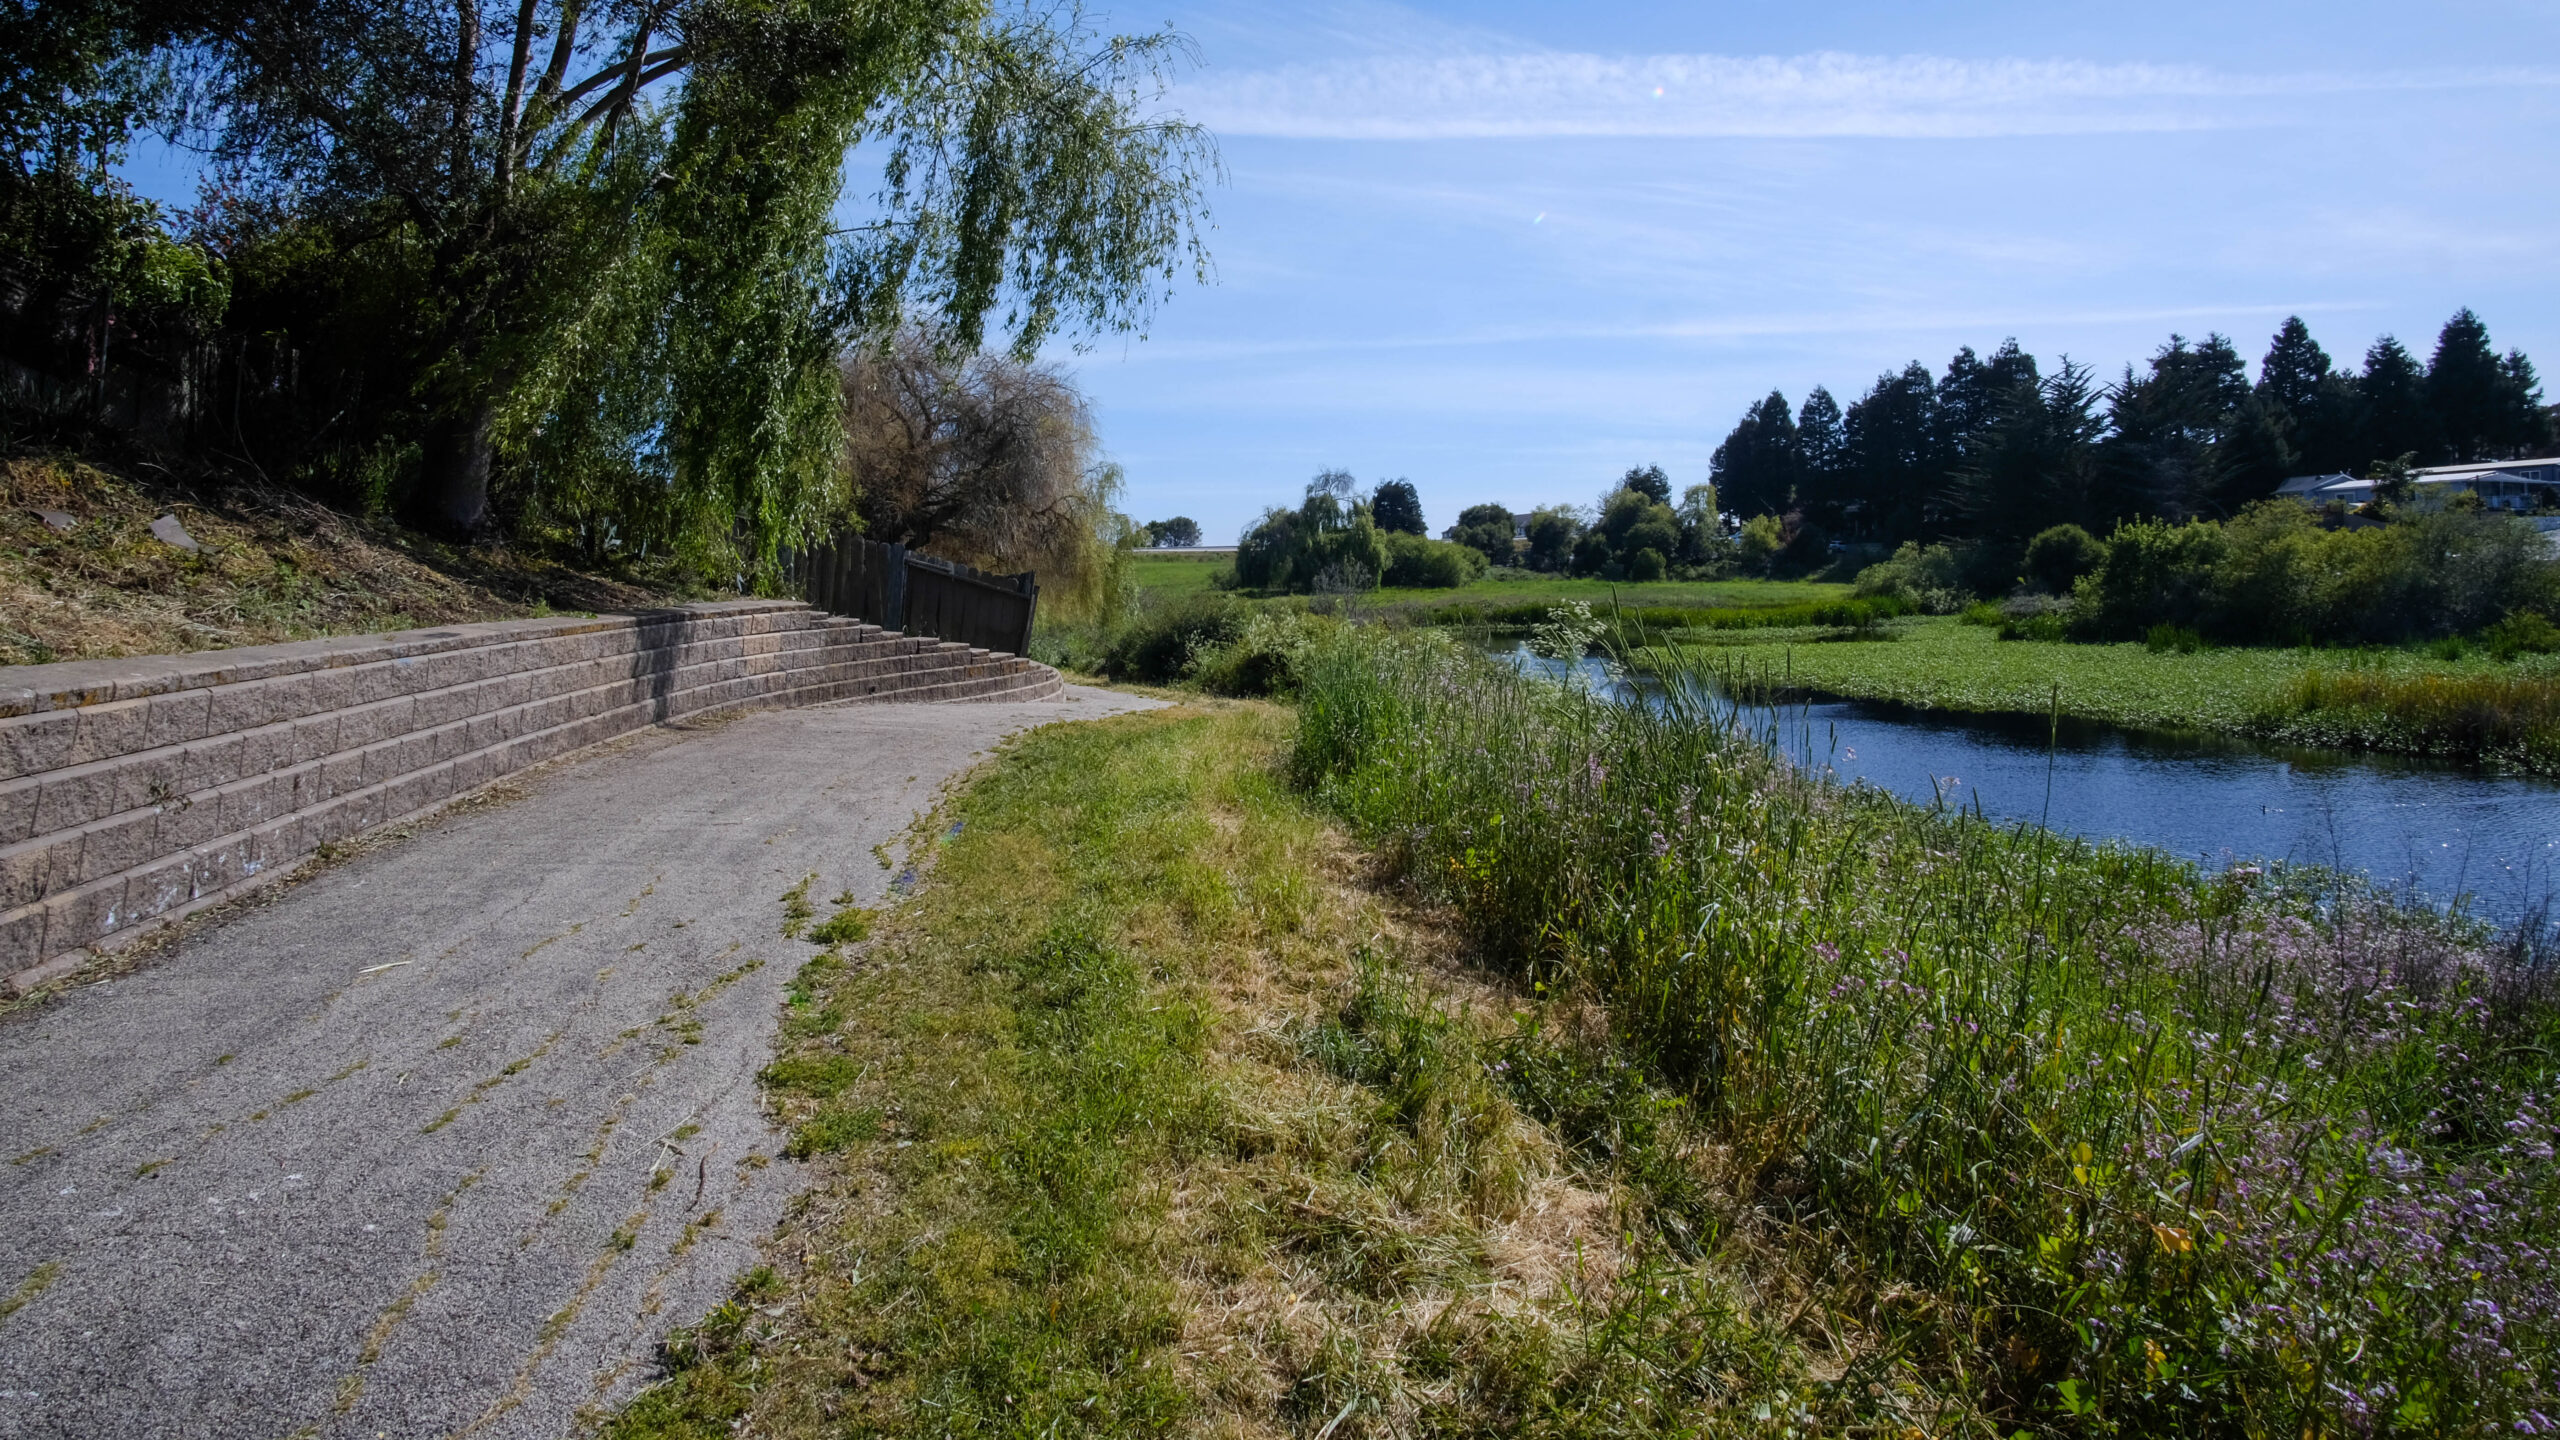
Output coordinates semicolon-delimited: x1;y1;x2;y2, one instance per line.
2259;668;2560;772
1292;629;2560;1435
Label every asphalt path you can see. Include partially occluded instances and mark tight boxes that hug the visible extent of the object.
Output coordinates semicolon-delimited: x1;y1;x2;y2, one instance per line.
0;685;1161;1440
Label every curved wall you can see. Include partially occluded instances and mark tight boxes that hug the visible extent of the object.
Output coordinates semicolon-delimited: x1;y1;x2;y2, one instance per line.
0;600;1060;991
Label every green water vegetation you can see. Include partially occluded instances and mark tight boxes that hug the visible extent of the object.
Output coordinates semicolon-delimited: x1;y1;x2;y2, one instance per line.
1690;615;2560;771
1725;496;2560;769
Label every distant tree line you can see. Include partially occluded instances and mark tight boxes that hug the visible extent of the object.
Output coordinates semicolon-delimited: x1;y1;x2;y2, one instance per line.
1708;311;2553;568
1222;310;2553;597
1231;469;1492;592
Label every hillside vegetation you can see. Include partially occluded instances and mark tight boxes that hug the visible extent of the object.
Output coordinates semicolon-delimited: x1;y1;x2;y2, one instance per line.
0;452;690;667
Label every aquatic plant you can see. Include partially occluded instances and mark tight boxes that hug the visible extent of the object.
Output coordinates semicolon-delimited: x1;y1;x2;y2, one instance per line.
2258;667;2560;771
1293;628;2560;1434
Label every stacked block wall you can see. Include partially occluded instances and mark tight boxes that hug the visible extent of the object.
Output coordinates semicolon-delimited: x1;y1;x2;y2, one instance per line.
0;601;1061;988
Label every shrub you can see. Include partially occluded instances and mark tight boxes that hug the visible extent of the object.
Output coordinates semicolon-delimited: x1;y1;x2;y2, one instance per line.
1380;532;1488;589
2145;623;2207;654
1853;540;1976;614
2483;610;2560;660
1735;513;1785;578
1625;546;1666;581
1186;609;1337;696
1097;594;1249;683
2022;523;2103;595
2075;504;2560;646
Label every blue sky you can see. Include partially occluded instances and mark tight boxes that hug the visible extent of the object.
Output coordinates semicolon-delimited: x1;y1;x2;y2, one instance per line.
1054;0;2560;539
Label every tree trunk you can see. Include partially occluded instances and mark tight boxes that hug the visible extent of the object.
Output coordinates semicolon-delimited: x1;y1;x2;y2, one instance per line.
416;401;498;539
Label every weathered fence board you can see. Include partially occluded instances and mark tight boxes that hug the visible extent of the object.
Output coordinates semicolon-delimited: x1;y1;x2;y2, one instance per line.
792;535;1037;656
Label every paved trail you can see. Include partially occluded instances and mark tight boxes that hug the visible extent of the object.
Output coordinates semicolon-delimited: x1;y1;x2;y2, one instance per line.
0;686;1160;1440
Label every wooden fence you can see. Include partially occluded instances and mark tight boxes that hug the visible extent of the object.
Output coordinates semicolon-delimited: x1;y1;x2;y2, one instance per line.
791;535;1039;656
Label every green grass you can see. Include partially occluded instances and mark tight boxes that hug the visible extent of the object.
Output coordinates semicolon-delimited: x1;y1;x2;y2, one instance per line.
1689;615;2560;766
1369;573;1851;614
1293;630;2560;1436
608;704;1910;1439
2262;666;2560;770
1119;548;1849;615
1123;550;1234;599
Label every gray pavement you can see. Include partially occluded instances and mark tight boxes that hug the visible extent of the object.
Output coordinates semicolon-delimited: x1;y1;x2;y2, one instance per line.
0;685;1162;1440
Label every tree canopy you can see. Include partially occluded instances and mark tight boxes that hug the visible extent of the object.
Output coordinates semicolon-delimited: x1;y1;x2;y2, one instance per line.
2;0;1217;585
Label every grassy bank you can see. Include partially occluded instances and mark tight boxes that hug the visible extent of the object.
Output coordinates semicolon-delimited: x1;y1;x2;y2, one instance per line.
608;703;2002;1439
1293;633;2560;1435
1690;616;2560;770
0;452;693;665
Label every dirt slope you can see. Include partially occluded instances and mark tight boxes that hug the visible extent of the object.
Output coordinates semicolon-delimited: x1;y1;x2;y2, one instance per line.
1;452;696;666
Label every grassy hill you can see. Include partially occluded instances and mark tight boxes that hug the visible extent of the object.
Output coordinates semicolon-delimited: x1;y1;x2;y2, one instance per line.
0;451;698;667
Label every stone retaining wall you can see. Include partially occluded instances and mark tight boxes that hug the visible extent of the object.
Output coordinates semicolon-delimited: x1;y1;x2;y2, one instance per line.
0;600;1062;991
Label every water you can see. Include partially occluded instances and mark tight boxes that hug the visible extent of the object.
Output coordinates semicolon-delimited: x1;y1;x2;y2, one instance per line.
1503;645;2560;929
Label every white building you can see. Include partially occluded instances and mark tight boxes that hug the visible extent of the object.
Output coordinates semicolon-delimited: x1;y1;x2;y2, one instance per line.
2278;455;2560;513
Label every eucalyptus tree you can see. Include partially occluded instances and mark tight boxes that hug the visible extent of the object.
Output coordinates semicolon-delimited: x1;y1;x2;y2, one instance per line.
124;0;1214;573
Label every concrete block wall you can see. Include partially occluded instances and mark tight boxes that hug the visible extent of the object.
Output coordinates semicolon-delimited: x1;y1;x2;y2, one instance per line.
0;601;1062;990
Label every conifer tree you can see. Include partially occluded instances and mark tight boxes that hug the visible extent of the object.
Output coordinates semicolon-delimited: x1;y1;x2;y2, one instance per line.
2257;317;2360;475
1949;359;2098;541
2210;393;2296;512
1369;478;1426;535
2356;336;2434;471
1708;392;1798;517
2257;317;2333;419
2427;309;2509;462
1843;362;1938;542
1795;386;1848;531
2495;351;2555;457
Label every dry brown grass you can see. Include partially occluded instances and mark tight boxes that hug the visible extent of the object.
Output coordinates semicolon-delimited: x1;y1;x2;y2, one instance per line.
0;452;692;666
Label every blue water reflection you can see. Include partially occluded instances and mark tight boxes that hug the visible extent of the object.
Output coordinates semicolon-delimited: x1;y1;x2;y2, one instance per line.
1502;645;2560;928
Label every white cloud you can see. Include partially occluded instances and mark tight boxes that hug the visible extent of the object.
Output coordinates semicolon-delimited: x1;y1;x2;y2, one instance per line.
1178;51;2560;140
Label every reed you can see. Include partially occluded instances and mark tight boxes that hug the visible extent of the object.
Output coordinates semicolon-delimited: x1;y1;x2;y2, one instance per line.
2259;667;2560;771
1293;627;2560;1435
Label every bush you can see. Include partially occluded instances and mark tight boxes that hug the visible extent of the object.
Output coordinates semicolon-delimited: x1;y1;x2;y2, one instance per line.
1625;546;1666;581
2146;623;2207;654
1186;609;1338;696
1380;532;1488;589
2483;610;2560;660
2075;503;2560;646
2022;523;2103;595
1853;540;1978;614
1097;594;1250;683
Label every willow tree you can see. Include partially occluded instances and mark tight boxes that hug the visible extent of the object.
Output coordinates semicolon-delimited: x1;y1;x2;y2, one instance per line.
126;0;1212;576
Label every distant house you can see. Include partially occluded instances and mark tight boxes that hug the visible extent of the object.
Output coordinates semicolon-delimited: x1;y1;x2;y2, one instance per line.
2278;456;2560;513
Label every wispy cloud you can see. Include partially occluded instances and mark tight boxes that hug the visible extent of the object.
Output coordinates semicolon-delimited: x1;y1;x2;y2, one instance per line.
1179;51;2560;140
